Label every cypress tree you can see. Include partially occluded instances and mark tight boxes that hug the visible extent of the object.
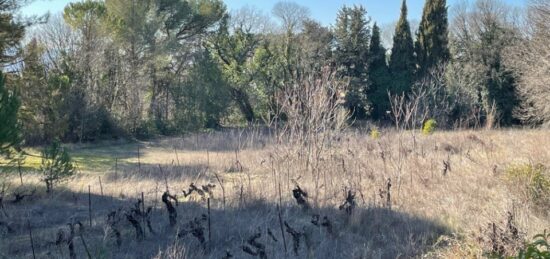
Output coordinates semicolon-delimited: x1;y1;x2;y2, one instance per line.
333;5;370;119
415;0;450;78
367;23;391;120
389;0;415;94
0;72;20;157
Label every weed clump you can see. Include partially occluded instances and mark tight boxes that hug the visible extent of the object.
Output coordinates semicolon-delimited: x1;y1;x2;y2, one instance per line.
370;127;380;139
478;212;523;257
422;119;437;135
505;163;550;213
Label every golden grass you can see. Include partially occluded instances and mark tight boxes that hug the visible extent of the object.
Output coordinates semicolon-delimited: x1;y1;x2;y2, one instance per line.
1;129;549;258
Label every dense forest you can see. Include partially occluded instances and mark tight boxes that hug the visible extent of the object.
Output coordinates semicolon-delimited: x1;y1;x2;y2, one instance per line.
1;0;549;146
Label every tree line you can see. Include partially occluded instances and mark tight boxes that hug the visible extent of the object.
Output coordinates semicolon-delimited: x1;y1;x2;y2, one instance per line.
1;0;549;147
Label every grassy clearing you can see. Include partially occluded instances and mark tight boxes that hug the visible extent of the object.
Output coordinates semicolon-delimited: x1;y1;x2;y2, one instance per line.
0;129;549;258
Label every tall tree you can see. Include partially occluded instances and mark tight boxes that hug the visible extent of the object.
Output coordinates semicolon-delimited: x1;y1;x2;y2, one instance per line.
17;40;71;144
0;0;24;64
389;0;415;94
209;15;260;123
415;0;450;78
450;0;520;126
0;72;20;157
367;23;391;120
507;0;550;126
333;5;371;119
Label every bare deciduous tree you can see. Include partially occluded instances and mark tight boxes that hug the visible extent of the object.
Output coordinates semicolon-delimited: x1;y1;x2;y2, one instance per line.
506;0;550;126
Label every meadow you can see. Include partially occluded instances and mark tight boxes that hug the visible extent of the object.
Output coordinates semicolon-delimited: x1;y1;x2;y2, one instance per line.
0;128;549;258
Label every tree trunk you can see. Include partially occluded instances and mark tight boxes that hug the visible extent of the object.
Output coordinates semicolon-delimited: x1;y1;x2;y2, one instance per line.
231;88;255;123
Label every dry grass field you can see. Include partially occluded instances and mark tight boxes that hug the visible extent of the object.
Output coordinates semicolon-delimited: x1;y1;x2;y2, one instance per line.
1;128;549;258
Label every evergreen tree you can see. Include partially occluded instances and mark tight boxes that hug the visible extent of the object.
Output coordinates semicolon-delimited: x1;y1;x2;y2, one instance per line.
389;0;415;95
366;23;392;120
0;1;24;156
478;23;519;126
415;0;450;78
0;0;24;64
0;72;20;157
333;5;371;119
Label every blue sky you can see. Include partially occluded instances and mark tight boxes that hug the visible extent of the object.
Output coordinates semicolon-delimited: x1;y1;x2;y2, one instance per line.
22;0;525;26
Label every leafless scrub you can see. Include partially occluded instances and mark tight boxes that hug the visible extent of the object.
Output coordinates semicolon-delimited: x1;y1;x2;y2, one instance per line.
274;66;349;207
505;0;550;126
477;211;524;257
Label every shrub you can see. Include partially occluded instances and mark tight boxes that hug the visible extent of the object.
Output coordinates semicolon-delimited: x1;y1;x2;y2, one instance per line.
505;163;550;213
509;231;550;259
370;127;381;139
422;119;437;135
40;141;75;193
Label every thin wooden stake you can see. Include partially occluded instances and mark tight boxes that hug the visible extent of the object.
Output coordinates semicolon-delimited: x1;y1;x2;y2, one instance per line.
277;204;287;254
214;173;226;210
88;185;92;227
98;176;104;196
114;157;118;182
159;164;168;192
174;147;180;166
207;198;211;242
80;230;92;259
18;160;23;186
206;149;210;169
141;192;146;238
28;220;36;259
137;144;141;173
141;192;145;215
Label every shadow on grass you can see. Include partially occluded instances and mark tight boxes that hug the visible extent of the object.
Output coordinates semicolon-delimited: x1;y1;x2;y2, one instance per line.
0;184;450;259
151;127;274;152
104;162;209;182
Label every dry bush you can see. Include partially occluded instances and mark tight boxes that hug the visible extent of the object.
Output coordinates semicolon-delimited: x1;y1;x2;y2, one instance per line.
506;0;550;126
504;163;550;215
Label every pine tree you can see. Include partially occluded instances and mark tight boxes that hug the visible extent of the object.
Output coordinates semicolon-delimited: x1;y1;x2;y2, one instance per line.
0;72;20;157
389;0;415;95
0;0;25;64
333;5;371;119
415;0;450;78
367;23;392;120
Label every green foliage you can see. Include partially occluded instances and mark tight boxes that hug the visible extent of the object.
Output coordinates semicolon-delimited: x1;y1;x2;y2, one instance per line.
208;17;261;122
449;2;520;127
17;40;72;144
0;72;20;157
370;127;381;139
0;0;25;64
63;0;107;29
172;51;231;132
422;119;437;135
389;0;415;95
367;23;392;120
334;5;371;119
40;141;76;192
505;163;550;211
512;231;550;259
415;0;450;78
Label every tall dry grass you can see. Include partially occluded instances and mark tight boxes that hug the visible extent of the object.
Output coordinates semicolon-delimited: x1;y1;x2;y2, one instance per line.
1;127;549;258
